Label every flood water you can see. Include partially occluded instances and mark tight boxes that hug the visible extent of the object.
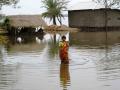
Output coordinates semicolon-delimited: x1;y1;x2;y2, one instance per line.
0;31;120;90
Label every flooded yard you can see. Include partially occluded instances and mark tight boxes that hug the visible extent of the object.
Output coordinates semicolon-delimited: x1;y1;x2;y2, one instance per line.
0;31;120;90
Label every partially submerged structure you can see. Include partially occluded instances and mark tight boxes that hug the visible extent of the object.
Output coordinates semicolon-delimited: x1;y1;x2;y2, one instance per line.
68;9;120;28
68;2;120;31
7;15;47;35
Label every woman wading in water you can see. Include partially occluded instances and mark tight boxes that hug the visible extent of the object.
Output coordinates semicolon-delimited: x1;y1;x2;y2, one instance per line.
59;36;69;63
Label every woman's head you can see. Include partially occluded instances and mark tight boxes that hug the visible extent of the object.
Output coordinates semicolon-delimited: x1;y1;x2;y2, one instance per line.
62;35;66;41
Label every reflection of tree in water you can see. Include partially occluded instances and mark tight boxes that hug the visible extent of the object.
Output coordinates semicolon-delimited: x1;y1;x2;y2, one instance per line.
48;32;69;59
60;63;70;90
0;36;24;90
0;35;9;60
0;35;9;45
48;33;60;59
48;40;59;59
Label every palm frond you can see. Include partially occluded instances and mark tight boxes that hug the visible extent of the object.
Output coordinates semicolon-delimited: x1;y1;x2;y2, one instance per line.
41;0;68;25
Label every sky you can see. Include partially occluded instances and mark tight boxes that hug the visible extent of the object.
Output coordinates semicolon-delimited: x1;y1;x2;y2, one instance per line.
1;0;91;15
0;0;93;25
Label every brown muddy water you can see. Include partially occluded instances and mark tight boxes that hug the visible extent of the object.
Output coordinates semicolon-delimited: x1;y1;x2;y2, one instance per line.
0;31;120;90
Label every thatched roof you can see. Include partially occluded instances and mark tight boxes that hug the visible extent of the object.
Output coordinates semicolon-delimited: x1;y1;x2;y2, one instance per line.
8;15;47;28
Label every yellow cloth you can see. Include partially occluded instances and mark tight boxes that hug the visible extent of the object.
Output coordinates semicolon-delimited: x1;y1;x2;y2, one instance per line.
59;42;64;47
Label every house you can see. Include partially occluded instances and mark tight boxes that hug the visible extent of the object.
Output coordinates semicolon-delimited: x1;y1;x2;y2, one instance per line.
68;2;120;31
7;15;47;35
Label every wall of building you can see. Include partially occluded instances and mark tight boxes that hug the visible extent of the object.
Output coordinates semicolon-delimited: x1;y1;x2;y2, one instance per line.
68;9;120;28
108;10;120;27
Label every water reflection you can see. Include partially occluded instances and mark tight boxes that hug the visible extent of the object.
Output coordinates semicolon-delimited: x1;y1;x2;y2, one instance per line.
60;63;70;90
0;35;9;45
0;31;120;90
95;45;120;81
70;31;120;48
0;64;18;90
16;37;22;43
45;32;69;59
9;35;42;44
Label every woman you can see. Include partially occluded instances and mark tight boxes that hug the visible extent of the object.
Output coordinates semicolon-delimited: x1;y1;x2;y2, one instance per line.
59;36;69;63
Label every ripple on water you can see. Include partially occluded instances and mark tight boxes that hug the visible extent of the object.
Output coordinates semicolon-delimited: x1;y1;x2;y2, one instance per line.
1;32;120;90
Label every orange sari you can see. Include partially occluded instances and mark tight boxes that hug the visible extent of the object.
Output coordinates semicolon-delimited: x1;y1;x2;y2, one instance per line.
59;41;69;63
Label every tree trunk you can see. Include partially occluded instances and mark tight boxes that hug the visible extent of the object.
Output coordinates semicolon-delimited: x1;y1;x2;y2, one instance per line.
53;16;56;25
57;17;62;25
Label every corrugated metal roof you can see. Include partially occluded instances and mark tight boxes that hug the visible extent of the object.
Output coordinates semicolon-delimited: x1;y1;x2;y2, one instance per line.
68;1;105;10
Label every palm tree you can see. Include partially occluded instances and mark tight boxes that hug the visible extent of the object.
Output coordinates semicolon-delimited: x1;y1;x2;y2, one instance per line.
41;0;68;25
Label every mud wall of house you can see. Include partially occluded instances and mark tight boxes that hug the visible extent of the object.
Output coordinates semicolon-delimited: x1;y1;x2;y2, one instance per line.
68;9;120;28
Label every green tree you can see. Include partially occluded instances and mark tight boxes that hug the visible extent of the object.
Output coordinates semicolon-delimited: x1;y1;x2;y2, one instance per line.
2;17;10;29
0;0;19;9
0;0;19;26
93;0;120;8
41;0;68;25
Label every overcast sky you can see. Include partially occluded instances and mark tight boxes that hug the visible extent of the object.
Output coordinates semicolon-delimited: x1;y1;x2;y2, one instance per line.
1;0;91;15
